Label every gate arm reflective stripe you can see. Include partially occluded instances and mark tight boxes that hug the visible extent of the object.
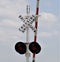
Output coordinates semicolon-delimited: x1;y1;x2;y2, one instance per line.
33;0;40;62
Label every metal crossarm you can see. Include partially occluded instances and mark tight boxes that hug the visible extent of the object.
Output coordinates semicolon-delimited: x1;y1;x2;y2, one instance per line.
19;15;37;33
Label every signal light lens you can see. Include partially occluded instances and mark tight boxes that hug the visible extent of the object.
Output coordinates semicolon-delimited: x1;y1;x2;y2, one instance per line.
15;42;26;54
29;42;41;54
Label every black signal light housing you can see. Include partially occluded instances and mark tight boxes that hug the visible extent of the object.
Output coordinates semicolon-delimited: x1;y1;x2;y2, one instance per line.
29;42;41;54
15;42;27;54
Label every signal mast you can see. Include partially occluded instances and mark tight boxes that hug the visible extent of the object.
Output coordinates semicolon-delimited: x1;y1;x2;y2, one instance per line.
25;4;31;62
15;0;41;62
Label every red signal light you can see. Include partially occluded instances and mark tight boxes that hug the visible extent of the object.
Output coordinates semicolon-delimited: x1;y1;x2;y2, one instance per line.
15;42;27;54
29;42;41;54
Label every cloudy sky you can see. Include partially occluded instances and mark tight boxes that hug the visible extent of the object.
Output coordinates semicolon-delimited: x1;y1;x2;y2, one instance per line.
0;0;59;62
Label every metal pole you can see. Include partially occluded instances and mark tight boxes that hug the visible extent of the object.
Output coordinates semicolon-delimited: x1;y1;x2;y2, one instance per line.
26;5;30;43
25;5;30;62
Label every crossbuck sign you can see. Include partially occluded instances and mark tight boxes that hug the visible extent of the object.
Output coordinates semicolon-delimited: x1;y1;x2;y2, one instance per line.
19;15;36;33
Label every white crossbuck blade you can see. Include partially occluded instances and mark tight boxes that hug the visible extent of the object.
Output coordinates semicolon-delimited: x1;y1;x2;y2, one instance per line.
19;15;37;33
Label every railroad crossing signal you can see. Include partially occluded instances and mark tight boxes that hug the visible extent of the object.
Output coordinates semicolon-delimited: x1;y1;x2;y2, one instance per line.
15;42;27;54
15;42;41;55
19;15;36;33
29;42;41;54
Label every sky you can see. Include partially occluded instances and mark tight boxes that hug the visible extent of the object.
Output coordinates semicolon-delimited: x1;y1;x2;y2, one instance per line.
0;0;60;62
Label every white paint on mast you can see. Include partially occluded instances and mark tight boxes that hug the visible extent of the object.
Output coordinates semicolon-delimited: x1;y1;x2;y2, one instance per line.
26;5;30;43
25;3;30;62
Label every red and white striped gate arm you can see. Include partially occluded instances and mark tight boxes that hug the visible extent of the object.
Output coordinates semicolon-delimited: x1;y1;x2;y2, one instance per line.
33;0;40;62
